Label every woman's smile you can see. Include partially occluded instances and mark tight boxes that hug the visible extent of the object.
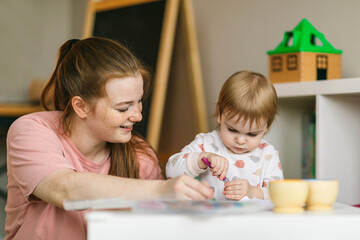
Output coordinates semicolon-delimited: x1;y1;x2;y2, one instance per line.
120;125;133;132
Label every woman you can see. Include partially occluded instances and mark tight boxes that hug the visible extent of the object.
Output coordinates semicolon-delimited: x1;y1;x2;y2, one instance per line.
5;37;213;240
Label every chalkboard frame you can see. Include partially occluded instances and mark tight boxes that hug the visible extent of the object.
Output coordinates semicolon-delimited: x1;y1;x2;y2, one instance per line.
83;0;208;151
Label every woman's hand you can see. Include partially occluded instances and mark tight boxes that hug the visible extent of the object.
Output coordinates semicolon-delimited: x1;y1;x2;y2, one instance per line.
166;175;214;200
33;170;213;207
198;153;229;181
223;179;263;200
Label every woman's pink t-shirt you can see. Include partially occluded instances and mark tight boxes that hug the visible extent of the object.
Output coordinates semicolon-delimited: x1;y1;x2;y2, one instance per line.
5;111;163;240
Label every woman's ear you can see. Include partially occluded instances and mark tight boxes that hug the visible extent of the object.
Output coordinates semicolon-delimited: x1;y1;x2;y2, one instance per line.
72;96;90;119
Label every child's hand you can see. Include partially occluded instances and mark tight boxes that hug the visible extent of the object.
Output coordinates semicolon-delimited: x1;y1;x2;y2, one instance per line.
198;153;229;181
223;179;256;200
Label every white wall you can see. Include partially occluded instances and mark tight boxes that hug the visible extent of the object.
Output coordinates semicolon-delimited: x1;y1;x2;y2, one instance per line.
1;0;360;237
3;0;359;120
192;0;360;129
0;0;82;102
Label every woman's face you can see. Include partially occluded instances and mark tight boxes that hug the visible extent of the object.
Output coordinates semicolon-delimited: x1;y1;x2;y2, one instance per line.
87;73;144;144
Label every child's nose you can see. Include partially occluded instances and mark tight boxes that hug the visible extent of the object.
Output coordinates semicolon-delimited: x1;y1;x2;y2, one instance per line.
235;135;246;144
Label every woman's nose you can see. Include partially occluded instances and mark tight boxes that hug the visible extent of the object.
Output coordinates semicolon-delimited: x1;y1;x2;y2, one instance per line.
129;104;142;122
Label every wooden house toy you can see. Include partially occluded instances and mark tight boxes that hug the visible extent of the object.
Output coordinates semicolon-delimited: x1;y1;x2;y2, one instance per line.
267;19;342;83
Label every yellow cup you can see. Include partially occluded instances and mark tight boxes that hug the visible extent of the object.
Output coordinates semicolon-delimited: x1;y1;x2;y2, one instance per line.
269;180;309;213
305;179;338;211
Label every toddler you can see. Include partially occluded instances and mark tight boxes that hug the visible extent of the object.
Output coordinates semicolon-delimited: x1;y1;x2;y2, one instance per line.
166;70;284;200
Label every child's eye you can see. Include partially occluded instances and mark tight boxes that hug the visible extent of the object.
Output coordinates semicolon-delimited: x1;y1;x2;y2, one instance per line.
248;133;258;137
227;127;237;133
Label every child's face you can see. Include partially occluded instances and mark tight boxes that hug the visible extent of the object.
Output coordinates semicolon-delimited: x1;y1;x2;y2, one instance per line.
217;112;268;154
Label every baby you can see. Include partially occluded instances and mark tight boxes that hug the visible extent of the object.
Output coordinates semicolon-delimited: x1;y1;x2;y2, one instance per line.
166;70;284;200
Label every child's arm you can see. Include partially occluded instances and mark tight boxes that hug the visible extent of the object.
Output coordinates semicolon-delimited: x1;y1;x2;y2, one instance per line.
223;147;284;201
166;151;205;178
166;133;229;180
166;134;207;178
167;151;229;180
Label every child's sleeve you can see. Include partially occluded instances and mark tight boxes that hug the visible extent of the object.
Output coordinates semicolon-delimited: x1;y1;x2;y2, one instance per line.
261;149;284;200
166;134;208;178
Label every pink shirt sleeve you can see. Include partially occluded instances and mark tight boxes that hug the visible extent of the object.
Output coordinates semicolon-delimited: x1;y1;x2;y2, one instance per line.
7;116;75;201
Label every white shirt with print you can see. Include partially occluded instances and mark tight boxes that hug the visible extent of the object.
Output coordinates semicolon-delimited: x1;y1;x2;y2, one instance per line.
166;130;284;200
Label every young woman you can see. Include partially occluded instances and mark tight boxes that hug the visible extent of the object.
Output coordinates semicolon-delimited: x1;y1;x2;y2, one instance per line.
5;37;213;240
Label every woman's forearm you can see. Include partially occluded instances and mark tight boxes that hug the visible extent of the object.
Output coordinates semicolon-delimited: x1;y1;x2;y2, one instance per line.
33;169;167;208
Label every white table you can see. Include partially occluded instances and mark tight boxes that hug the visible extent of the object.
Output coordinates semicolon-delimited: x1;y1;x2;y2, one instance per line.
86;202;360;240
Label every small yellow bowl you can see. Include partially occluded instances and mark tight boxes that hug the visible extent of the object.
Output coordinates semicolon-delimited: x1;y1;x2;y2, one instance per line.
269;180;309;214
305;179;338;211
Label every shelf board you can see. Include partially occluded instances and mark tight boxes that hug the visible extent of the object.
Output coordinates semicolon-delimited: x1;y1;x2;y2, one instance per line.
274;78;360;98
0;104;43;117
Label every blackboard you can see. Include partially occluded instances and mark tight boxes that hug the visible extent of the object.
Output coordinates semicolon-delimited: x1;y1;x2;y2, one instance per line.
83;0;208;151
85;0;165;137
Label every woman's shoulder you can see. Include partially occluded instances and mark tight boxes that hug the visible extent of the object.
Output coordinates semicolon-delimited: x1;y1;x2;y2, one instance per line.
8;111;62;138
14;111;61;124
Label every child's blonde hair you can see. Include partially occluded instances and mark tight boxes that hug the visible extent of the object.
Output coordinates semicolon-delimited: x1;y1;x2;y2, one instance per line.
215;70;278;129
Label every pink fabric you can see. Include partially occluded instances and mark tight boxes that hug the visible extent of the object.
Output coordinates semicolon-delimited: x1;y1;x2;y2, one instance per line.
5;111;163;240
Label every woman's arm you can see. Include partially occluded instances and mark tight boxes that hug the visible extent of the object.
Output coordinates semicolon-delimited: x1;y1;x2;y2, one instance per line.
33;169;214;208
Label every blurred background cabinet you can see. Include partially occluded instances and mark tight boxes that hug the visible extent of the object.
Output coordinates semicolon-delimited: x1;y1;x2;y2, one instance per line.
266;78;360;205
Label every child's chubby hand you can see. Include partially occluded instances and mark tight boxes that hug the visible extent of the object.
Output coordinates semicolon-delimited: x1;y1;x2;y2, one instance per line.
198;153;229;181
223;179;256;200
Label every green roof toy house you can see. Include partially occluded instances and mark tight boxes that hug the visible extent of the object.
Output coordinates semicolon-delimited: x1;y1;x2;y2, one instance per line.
267;19;342;83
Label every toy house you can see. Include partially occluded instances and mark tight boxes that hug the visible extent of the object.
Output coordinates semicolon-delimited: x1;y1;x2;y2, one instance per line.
267;19;342;83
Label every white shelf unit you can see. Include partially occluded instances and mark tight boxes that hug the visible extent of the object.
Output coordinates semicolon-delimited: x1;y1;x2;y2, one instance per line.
265;78;360;205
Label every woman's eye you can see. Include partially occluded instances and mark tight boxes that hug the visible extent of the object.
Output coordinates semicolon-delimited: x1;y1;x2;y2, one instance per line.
118;108;128;112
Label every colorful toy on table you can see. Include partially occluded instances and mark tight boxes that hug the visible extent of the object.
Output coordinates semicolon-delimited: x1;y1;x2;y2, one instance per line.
201;157;229;183
134;199;269;214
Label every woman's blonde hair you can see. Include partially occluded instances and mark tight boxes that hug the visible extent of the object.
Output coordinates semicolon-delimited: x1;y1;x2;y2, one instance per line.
215;70;278;129
41;37;154;178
